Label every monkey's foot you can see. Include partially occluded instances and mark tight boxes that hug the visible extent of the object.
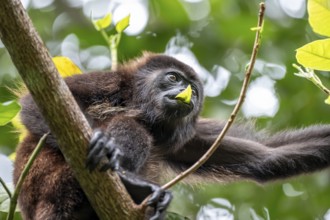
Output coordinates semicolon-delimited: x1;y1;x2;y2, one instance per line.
117;171;172;220
147;188;172;220
86;130;123;171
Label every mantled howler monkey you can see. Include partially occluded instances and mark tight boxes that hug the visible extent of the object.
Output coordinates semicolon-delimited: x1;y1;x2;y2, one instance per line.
14;53;330;220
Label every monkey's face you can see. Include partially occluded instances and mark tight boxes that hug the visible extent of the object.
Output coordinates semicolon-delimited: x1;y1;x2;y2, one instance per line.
158;70;200;118
134;54;204;122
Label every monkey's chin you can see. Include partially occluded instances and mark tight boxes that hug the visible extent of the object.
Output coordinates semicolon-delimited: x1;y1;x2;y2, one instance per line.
163;97;194;118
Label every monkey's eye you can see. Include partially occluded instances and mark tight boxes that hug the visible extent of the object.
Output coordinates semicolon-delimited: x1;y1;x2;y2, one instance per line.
192;89;197;96
167;73;179;82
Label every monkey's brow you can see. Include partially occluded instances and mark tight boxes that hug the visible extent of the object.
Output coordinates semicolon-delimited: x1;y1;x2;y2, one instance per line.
176;71;194;83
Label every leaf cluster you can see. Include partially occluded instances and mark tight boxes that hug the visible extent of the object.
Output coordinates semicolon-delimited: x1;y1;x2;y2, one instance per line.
295;0;330;103
92;13;130;70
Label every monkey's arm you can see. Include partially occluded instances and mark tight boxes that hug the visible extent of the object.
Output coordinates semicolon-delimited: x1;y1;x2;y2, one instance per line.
86;116;172;219
167;118;330;183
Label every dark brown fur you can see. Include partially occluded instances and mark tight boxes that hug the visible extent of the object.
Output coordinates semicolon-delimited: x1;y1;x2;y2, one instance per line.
14;53;330;220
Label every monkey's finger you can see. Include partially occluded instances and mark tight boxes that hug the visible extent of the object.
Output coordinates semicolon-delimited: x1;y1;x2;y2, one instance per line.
149;210;161;220
157;191;172;211
87;135;107;158
86;150;102;171
86;136;108;170
104;138;118;155
99;161;119;172
148;191;171;220
89;130;104;149
99;148;123;171
146;188;163;207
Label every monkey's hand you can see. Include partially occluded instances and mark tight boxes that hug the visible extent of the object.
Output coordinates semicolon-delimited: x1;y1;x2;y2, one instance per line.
86;130;172;220
86;130;123;172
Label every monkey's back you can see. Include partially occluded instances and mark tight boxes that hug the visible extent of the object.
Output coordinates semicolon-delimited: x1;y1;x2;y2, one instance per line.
13;70;136;220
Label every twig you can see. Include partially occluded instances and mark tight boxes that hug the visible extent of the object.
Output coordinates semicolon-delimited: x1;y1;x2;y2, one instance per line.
0;177;12;198
293;64;330;96
6;133;49;220
161;2;266;190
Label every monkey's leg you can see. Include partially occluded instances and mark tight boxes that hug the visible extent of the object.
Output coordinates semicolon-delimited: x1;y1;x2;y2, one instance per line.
14;136;97;220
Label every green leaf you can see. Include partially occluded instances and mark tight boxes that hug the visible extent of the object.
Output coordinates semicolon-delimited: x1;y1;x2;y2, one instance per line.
175;85;192;104
93;13;112;31
165;211;188;220
296;38;330;71
0;182;14;212
0;101;21;126
325;96;330;105
308;0;330;37
115;14;130;33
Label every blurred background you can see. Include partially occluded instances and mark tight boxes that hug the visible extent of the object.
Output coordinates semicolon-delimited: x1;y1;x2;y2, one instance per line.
1;0;330;219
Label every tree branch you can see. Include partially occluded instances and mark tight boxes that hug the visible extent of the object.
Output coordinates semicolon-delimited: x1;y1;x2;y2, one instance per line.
0;1;142;219
161;2;266;190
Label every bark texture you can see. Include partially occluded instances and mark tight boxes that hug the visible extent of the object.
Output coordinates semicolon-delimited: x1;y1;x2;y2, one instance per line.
0;0;142;219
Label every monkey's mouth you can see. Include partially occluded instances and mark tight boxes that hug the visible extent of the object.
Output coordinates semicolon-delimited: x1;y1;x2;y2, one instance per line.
165;96;194;110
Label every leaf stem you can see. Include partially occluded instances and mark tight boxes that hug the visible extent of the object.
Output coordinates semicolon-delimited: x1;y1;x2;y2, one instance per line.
6;133;49;220
0;177;12;198
293;64;330;96
110;35;118;71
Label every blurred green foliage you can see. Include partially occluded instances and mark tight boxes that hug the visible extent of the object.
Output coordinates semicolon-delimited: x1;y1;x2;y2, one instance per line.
1;0;330;219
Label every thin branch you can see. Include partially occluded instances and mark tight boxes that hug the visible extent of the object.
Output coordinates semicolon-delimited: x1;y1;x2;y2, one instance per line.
161;2;266;190
6;133;48;220
0;177;12;198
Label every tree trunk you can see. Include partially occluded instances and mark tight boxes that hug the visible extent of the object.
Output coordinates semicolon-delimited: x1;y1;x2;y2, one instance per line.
0;0;143;219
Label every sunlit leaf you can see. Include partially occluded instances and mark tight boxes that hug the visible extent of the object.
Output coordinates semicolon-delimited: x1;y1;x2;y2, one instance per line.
296;39;330;71
0;101;21;126
52;56;82;78
115;14;130;33
93;13;112;31
308;0;330;37
11;114;28;142
325;96;330;105
175;85;192;104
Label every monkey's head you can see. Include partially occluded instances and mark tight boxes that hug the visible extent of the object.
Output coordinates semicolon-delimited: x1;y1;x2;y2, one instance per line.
131;53;204;123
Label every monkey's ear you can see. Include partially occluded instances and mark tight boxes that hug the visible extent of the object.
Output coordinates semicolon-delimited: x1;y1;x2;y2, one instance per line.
175;85;192;104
